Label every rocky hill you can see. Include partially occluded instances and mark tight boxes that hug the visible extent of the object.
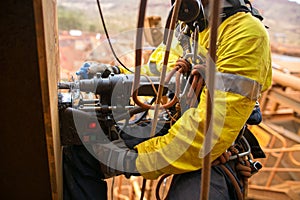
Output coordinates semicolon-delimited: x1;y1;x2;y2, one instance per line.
57;0;300;55
253;0;300;54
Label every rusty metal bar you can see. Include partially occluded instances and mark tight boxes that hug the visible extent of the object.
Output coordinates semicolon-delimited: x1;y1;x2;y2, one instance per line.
261;168;300;172
267;88;300;114
272;67;300;91
258;123;287;187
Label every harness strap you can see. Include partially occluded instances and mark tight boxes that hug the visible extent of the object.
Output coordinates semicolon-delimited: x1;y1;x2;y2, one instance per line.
221;6;249;22
224;0;264;22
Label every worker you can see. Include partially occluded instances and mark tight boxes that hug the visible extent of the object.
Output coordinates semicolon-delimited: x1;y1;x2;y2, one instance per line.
64;0;272;199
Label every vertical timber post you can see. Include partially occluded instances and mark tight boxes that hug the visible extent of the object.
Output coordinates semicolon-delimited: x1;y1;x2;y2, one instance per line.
0;0;61;199
33;0;62;199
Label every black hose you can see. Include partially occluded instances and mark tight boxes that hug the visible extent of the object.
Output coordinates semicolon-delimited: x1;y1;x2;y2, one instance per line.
96;0;134;73
140;178;147;200
155;174;172;200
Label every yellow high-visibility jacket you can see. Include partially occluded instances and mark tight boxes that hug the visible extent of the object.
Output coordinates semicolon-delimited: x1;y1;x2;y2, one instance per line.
134;12;272;179
118;39;184;75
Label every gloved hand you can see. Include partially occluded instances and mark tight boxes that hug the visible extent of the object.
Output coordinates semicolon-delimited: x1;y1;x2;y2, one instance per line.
76;61;120;79
120;121;170;149
76;62;90;79
91;121;170;178
92;139;139;179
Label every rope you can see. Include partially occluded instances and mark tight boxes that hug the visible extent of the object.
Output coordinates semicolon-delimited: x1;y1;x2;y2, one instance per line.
220;165;244;200
200;0;222;199
132;0;182;110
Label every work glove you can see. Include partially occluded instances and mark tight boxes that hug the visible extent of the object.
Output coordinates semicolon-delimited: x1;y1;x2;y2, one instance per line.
120;121;170;149
92;138;139;179
92;121;170;178
76;61;120;79
76;62;90;79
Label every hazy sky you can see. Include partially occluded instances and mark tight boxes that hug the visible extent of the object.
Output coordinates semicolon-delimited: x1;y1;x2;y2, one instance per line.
289;0;300;4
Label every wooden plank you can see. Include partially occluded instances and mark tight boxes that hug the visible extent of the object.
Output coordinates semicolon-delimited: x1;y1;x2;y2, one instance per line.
265;122;300;143
268;88;300;114
33;0;62;199
0;1;59;199
248;186;299;200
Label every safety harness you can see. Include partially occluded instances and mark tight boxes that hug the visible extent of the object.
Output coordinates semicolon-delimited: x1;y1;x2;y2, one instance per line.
153;1;267;199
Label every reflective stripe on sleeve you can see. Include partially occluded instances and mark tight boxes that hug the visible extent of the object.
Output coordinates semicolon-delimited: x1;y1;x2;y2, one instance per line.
215;72;261;101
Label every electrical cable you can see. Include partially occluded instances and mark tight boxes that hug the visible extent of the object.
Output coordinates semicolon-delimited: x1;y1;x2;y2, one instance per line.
155;174;172;200
140;178;147;200
111;177;115;200
96;0;134;73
